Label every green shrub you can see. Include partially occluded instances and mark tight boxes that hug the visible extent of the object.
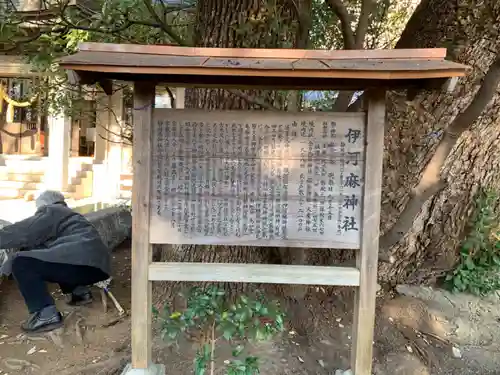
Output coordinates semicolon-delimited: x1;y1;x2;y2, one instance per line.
153;286;285;375
445;190;500;296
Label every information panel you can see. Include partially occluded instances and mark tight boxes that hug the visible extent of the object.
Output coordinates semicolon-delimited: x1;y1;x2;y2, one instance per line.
149;110;365;249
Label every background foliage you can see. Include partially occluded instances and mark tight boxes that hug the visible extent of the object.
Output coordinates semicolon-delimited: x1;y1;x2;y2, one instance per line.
445;190;500;296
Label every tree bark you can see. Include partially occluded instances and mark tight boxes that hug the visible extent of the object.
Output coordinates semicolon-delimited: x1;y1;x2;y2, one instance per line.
184;0;297;110
154;0;308;304
154;0;500;299
378;0;500;284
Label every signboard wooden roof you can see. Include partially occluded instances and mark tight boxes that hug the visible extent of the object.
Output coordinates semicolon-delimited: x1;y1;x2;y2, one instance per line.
58;44;470;375
59;43;469;91
0;55;37;77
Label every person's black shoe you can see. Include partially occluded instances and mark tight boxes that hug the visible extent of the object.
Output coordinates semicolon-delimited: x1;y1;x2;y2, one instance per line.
67;291;93;306
21;305;63;333
66;285;93;306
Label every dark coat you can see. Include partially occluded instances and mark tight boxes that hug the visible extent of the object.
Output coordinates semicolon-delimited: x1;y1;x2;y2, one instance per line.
0;203;111;277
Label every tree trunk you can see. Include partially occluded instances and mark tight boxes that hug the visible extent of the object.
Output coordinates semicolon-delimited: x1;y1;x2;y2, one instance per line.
379;0;500;284
153;0;500;298
185;0;300;110
154;0;313;304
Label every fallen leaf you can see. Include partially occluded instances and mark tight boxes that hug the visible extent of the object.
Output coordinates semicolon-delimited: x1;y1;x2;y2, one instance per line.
27;346;36;355
452;347;462;359
298;356;304;363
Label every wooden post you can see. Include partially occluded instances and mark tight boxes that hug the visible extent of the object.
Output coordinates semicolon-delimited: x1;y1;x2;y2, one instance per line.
46;113;70;191
108;84;125;198
131;81;155;370
94;93;109;164
175;87;185;109
71;119;80;156
351;89;386;375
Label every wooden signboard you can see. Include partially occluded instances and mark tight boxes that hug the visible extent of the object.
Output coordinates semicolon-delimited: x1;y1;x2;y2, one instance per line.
150;110;365;249
131;89;385;375
57;42;468;375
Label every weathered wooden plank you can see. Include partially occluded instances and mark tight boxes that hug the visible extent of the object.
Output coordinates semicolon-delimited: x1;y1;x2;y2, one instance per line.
0;56;38;77
78;42;448;60
148;263;361;286
149;110;365;249
320;58;467;72
61;51;208;68
203;57;295;70
60;63;467;81
60;51;468;75
131;81;155;370
351;89;386;375
292;59;329;70
59;69;454;91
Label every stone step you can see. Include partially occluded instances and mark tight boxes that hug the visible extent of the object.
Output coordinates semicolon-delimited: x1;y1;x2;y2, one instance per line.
0;181;80;192
20;190;74;201
1;160;47;170
0;172;44;182
1;157;92;170
0;163;91;181
21;189;74;197
0;165;46;174
0;181;43;190
0;189;22;200
0;159;94;201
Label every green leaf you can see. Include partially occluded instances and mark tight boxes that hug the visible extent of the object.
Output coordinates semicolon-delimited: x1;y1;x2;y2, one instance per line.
232;344;244;357
465;257;476;270
493;255;500;266
240;295;249;304
194;356;206;375
223;324;236;341
275;315;284;331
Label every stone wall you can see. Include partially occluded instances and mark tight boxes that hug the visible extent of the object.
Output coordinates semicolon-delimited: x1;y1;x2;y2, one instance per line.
84;206;132;250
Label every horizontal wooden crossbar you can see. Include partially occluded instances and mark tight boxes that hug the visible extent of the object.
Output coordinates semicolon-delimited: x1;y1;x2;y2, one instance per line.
148;263;360;286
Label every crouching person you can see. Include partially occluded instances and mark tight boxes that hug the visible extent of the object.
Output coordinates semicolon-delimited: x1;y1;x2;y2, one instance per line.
0;191;111;333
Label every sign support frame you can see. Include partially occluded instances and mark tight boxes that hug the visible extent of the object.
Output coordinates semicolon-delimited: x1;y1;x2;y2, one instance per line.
58;43;468;375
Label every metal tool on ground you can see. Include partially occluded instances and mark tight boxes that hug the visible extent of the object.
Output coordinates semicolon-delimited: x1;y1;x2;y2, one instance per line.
94;278;126;316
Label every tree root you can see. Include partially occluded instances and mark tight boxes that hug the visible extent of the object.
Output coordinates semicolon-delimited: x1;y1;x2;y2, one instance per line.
60;353;129;375
75;317;85;345
395;322;455;369
3;358;41;371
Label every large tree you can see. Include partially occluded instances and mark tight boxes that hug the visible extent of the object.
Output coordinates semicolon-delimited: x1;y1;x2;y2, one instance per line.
3;0;499;290
376;0;500;284
170;0;500;292
154;0;314;301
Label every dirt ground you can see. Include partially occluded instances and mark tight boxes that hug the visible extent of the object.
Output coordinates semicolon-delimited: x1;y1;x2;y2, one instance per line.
0;243;497;375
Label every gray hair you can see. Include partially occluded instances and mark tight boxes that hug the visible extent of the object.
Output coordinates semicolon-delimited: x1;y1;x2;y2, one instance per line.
35;190;66;209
